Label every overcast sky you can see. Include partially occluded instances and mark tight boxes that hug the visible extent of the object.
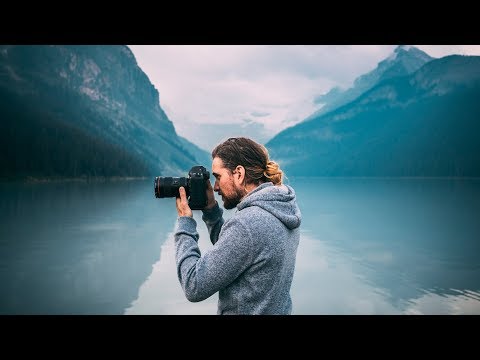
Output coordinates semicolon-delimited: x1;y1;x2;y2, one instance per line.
128;45;480;150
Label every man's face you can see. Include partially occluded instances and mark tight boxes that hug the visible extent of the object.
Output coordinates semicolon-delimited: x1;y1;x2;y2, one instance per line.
212;157;245;209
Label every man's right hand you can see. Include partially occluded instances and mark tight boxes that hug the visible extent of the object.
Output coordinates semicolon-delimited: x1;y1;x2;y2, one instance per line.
176;187;193;217
204;180;217;210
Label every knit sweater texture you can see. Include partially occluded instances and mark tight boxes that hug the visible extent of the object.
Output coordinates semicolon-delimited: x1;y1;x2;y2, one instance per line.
174;182;301;314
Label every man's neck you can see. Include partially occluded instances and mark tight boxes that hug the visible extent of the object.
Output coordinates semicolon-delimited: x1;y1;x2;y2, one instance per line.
245;182;258;194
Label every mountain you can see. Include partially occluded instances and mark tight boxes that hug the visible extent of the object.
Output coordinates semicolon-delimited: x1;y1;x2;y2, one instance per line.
0;45;209;180
308;45;434;121
267;55;480;177
177;136;212;168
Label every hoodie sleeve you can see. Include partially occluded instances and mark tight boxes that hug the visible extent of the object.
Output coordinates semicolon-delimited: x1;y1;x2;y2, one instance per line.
174;216;252;303
201;201;224;245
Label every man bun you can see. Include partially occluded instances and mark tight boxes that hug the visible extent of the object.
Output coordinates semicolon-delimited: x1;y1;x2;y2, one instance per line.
263;160;283;185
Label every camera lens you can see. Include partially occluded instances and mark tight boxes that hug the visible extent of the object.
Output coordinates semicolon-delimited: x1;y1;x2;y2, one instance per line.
154;177;189;198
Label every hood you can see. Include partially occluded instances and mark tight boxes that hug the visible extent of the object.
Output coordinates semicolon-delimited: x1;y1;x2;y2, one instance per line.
237;182;302;230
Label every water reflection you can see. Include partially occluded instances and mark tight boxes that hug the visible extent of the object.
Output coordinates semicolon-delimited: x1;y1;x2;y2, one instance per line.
403;289;480;315
125;230;218;315
0;180;175;314
290;177;480;314
291;233;400;314
125;193;230;315
1;178;479;314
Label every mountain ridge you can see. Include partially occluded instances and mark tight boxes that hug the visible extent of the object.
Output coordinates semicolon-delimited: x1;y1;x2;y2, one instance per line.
267;55;480;177
308;45;434;122
0;45;209;180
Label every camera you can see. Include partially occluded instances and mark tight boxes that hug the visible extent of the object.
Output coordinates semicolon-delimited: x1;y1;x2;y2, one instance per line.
154;165;210;210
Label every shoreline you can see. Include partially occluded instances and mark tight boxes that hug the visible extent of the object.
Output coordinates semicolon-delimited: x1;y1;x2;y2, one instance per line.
0;176;151;184
288;176;480;180
2;175;480;185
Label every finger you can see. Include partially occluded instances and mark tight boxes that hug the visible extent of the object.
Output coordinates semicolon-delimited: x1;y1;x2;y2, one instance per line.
179;186;188;204
203;180;216;209
176;191;187;216
177;187;192;217
206;180;213;190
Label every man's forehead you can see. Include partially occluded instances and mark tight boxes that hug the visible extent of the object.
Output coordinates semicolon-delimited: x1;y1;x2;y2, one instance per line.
212;157;226;172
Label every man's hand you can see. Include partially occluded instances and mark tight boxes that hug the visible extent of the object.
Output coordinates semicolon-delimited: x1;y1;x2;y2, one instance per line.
204;180;217;210
176;187;193;217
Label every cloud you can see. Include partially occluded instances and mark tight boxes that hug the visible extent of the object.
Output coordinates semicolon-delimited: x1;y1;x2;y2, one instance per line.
128;45;480;148
250;111;270;117
414;45;480;58
174;118;270;152
403;290;480;315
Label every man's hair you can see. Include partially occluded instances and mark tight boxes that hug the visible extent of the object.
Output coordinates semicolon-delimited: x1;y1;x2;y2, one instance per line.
211;137;283;186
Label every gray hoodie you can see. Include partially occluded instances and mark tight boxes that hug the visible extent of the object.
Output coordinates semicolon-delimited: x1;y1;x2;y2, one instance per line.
174;182;302;314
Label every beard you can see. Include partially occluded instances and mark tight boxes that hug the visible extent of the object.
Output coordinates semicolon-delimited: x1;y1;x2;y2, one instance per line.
222;185;247;210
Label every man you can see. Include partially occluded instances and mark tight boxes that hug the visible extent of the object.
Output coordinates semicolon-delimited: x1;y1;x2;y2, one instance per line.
174;137;301;314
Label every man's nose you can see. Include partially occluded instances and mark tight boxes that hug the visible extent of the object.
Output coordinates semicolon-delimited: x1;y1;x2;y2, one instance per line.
213;181;219;192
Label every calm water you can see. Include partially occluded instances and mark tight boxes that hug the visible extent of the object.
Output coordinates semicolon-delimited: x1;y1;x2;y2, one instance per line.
1;178;479;315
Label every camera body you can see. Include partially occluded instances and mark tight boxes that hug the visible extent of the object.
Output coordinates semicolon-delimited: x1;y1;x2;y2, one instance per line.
154;165;210;210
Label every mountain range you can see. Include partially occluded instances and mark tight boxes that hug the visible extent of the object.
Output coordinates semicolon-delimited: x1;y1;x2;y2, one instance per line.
267;53;480;177
0;45;210;180
1;45;479;180
307;45;434;121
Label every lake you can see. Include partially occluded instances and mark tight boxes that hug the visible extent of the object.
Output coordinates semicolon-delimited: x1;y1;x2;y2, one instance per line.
1;177;479;314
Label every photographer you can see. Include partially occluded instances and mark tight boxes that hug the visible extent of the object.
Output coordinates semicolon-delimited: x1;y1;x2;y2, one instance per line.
174;137;302;314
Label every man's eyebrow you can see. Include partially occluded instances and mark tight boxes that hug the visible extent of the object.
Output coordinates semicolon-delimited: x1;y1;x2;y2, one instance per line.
212;172;220;177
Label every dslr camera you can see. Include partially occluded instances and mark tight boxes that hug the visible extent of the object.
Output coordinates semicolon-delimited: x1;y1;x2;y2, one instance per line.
154;165;210;210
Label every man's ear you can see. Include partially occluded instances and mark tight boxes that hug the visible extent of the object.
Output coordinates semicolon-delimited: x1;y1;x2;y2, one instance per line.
234;165;245;184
